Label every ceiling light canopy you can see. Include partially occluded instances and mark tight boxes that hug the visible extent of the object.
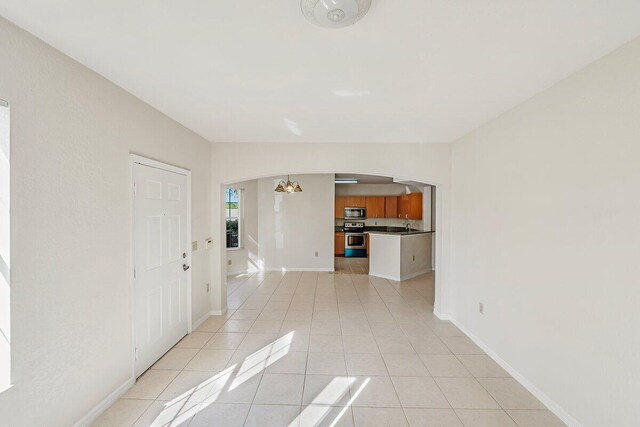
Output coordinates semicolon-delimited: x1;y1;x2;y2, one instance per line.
301;0;372;28
275;176;303;194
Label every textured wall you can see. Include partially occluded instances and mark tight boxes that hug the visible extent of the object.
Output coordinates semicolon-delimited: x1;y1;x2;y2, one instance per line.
0;17;212;426
451;37;640;426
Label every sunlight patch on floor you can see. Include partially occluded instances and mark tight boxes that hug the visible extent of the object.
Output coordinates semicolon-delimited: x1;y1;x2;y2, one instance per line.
230;331;294;390
150;332;295;426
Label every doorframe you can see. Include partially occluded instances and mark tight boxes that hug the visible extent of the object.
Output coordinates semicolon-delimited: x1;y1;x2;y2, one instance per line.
130;154;192;378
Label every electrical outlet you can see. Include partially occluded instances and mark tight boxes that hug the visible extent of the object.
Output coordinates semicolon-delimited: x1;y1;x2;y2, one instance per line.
479;303;484;314
315;251;319;257
206;283;210;292
192;241;198;251
228;259;232;266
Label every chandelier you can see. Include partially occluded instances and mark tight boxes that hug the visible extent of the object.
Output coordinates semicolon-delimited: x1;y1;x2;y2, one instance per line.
275;175;303;193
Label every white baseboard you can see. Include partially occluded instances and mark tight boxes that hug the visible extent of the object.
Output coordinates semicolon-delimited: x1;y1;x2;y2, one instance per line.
433;309;451;321
73;377;135;427
401;268;432;281
446;317;582;427
263;267;334;272
193;309;229;331
193;311;212;330
194;309;229;328
370;268;431;282
227;268;259;276
368;272;399;281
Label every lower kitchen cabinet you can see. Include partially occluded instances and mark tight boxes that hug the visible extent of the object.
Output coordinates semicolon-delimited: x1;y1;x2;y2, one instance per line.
335;232;345;256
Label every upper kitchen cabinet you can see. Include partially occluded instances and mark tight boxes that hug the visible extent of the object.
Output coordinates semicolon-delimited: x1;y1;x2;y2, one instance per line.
398;193;423;219
398;194;409;218
366;196;386;218
344;196;366;208
335;196;346;218
385;196;398;218
337;193;421;219
409;192;423;219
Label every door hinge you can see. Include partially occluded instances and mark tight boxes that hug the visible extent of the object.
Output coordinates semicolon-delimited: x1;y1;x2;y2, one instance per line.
133;181;137;196
135;348;139;360
133;266;136;278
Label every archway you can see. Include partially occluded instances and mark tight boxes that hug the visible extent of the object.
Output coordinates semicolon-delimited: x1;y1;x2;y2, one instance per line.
210;168;450;321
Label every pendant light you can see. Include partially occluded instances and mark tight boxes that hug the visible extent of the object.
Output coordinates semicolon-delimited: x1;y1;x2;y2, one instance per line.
275;175;303;193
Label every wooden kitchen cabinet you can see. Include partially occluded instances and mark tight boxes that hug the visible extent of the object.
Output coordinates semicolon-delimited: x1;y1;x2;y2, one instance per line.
339;194;420;219
335;232;345;256
409;192;423;220
398;193;423;219
398;194;410;219
344;196;366;208
335;196;346;219
366;196;386;218
385;196;398;218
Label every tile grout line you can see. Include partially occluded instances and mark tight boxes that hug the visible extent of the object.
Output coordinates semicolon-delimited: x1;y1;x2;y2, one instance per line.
241;271;287;427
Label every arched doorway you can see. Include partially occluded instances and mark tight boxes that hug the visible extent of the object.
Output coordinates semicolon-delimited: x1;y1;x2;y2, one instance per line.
211;170;450;320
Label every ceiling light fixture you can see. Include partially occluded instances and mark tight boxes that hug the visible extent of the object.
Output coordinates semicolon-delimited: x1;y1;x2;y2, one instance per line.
301;0;372;28
335;179;359;184
275;175;303;193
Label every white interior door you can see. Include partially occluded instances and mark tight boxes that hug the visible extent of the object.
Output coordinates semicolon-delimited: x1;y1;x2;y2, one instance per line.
133;161;189;377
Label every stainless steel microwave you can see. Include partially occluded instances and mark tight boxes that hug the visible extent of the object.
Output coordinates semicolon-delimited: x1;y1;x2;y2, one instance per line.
344;207;366;220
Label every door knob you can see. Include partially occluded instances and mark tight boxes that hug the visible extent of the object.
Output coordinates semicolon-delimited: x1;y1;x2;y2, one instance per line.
183;264;190;271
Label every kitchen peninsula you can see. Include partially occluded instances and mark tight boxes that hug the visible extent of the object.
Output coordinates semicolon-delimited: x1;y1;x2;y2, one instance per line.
368;230;433;281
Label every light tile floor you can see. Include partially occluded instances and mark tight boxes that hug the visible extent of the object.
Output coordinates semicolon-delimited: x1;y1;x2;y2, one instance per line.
93;271;565;427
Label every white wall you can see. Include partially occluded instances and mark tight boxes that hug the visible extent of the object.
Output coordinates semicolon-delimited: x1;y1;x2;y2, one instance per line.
210;143;452;316
226;180;259;274
0;101;9;392
450;37;640;426
257;174;334;271
0;18;212;426
422;186;432;232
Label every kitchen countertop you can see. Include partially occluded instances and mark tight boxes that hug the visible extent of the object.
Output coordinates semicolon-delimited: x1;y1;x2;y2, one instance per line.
367;230;433;236
335;225;434;235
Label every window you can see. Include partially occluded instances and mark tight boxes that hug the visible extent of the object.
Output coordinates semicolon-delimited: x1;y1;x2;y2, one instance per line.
0;100;10;392
225;188;241;249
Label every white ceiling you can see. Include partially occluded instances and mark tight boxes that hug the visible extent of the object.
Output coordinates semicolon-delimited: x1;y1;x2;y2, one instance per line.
1;1;640;143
